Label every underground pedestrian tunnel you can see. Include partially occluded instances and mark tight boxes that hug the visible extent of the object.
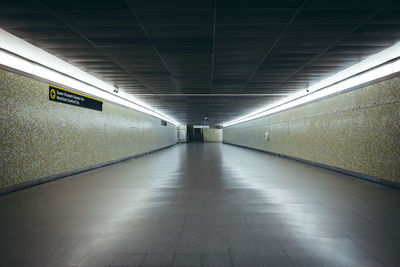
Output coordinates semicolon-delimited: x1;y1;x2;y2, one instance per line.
0;1;400;266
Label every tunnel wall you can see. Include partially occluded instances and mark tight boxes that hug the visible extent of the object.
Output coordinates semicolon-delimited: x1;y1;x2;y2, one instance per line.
203;127;223;142
224;75;400;185
0;69;178;191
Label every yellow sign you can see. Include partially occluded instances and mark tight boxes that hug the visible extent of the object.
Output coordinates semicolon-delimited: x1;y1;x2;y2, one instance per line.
50;88;56;99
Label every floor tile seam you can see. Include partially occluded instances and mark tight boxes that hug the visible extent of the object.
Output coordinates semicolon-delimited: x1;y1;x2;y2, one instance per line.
347;236;387;266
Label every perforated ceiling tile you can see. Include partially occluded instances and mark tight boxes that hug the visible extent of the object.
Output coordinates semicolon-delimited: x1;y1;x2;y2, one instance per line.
0;0;399;124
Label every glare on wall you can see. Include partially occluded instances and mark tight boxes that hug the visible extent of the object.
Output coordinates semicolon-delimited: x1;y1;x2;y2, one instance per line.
222;42;400;127
0;29;180;126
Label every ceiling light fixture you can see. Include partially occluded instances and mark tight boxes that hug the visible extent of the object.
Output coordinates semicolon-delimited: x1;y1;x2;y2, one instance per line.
222;42;400;127
0;29;180;126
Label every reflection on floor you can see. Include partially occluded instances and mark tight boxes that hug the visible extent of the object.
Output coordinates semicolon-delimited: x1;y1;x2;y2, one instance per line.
1;143;400;266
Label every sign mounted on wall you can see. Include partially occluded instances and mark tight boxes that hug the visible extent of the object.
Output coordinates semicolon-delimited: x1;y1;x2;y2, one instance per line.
49;85;102;111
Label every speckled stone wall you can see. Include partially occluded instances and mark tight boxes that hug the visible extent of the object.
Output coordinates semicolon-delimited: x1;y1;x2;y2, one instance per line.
203;128;223;142
0;69;178;190
224;76;400;184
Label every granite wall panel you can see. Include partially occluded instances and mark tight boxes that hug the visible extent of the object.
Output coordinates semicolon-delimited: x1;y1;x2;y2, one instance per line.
0;69;178;189
203;127;223;142
224;76;400;183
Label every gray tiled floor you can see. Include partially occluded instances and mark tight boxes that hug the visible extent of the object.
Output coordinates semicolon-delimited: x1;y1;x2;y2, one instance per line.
1;143;400;266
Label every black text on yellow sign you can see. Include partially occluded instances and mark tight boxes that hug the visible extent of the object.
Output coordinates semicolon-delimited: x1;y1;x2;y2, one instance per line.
48;85;102;112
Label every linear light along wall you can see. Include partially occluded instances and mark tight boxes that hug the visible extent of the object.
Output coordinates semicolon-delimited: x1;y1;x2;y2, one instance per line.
0;29;180;126
222;42;400;127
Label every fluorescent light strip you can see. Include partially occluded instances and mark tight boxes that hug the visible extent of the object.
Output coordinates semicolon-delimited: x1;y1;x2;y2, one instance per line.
223;42;400;127
0;29;180;126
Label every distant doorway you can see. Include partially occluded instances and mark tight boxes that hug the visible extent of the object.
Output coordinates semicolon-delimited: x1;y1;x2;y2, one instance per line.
187;125;204;142
193;128;203;142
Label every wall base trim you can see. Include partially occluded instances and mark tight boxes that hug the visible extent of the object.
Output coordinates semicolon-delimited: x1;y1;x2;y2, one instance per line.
0;143;178;196
224;142;400;189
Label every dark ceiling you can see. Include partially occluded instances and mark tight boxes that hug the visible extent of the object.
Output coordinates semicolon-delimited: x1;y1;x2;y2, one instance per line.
1;0;400;124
